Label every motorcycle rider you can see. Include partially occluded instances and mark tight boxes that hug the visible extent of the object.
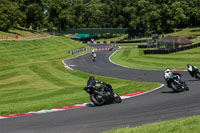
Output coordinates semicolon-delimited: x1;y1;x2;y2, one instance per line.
92;52;96;59
86;76;114;96
164;68;182;88
91;49;96;61
109;45;114;51
187;64;199;77
91;49;95;55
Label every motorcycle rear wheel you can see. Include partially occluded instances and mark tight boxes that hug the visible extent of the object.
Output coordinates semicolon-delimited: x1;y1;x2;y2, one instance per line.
90;93;104;106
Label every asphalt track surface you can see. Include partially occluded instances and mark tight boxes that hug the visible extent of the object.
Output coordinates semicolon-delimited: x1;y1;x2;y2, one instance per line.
1;44;200;133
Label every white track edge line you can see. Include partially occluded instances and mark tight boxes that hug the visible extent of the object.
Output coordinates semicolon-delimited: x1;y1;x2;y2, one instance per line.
121;84;164;100
0;117;7;119
62;50;91;70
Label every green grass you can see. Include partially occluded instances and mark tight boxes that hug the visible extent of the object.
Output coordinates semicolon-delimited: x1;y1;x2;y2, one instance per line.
0;37;160;115
115;42;146;45
119;46;138;49
105;115;200;133
166;27;200;37
111;47;200;70
191;37;200;44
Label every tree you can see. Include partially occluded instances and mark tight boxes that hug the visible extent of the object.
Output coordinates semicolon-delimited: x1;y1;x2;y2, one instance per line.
58;6;75;30
14;0;45;30
0;0;24;31
3;0;199;33
83;0;105;28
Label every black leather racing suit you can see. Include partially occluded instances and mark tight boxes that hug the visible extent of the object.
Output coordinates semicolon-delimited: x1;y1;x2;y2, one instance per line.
86;78;114;96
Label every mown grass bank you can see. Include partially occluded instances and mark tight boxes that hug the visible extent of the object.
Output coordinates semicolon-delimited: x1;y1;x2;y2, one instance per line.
111;47;200;70
0;27;50;40
0;37;160;115
105;115;200;133
167;27;200;37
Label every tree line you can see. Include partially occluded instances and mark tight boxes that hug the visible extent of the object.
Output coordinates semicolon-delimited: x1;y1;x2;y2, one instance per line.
0;0;200;34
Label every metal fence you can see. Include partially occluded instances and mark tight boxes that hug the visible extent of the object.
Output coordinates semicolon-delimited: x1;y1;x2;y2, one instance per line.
68;47;90;55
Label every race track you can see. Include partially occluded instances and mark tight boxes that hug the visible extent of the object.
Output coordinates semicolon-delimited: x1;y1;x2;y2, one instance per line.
0;44;200;133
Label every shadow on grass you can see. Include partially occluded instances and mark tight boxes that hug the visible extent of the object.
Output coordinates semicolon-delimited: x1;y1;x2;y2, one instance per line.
10;27;42;35
14;27;40;33
7;31;24;37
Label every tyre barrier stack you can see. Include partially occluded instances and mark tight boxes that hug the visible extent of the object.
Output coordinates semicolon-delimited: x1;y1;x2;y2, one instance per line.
68;47;90;55
95;45;117;52
144;43;200;54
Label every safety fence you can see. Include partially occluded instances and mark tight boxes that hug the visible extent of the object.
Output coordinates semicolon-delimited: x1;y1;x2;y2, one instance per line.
82;39;147;44
82;41;116;44
68;47;90;55
143;43;200;54
138;44;157;48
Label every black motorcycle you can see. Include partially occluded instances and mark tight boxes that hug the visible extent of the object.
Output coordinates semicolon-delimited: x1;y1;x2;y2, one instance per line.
188;67;200;79
84;83;122;106
109;46;113;51
91;53;96;62
92;56;96;62
167;75;189;92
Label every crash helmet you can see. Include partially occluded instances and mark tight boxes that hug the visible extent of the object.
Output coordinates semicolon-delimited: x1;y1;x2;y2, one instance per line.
187;64;191;68
165;68;172;74
89;76;95;80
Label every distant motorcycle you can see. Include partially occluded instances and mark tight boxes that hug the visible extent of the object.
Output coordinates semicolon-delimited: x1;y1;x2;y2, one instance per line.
92;56;96;62
84;83;122;106
109;46;113;51
91;53;96;62
187;64;200;79
167;75;189;92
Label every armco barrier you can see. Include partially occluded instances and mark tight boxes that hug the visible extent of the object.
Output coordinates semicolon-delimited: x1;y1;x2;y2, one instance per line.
86;41;116;44
144;43;200;54
85;40;148;44
138;45;157;48
69;47;89;55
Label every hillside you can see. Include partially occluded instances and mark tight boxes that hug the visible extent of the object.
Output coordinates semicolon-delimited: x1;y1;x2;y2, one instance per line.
0;27;50;40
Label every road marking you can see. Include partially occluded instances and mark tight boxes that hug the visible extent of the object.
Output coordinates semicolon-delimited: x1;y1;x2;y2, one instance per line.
68;65;76;67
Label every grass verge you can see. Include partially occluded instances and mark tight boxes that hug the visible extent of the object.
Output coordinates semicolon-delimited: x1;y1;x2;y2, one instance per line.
105;115;200;133
0;37;160;115
111;47;200;70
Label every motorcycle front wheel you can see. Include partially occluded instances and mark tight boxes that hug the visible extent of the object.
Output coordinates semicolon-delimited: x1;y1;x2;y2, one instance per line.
195;72;200;79
114;93;122;103
170;82;182;92
90;93;105;106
